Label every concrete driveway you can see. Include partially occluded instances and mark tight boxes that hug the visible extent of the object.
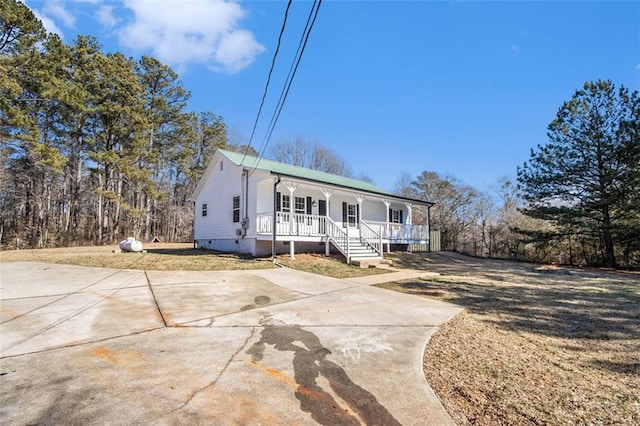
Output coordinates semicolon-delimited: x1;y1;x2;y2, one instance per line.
0;262;462;425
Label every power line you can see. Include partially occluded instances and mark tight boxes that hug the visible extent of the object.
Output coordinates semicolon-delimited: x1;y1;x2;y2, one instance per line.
251;0;322;172
249;0;322;175
240;0;293;167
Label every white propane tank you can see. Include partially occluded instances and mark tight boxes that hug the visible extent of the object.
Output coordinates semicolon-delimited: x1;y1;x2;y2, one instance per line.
119;237;144;252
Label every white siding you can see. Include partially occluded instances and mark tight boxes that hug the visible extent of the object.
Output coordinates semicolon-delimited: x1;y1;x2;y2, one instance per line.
361;198;387;222
193;153;244;242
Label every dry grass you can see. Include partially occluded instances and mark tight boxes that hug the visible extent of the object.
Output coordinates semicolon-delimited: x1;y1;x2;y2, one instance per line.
0;243;276;271
0;243;387;278
381;252;640;425
276;252;390;279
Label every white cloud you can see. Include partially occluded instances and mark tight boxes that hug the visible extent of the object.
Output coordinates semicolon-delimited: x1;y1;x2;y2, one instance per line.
96;5;119;28
213;29;265;73
21;0;65;37
30;8;65;38
43;0;76;28
117;0;264;73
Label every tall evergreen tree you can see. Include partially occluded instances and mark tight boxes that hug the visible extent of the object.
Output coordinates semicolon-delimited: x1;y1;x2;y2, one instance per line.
0;0;46;139
518;80;640;267
0;0;230;247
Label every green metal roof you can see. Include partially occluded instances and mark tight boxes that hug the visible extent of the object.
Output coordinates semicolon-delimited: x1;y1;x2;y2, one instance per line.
220;149;392;194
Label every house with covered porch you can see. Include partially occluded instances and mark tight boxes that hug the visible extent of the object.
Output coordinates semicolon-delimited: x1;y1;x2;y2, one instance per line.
191;149;434;264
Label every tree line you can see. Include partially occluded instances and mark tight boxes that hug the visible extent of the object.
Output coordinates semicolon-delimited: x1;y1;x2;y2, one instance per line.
2;2;638;268
1;0;241;248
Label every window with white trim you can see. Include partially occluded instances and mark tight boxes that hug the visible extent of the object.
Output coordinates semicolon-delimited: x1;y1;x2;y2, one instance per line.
232;196;240;222
347;204;357;227
390;208;403;224
202;203;208;217
294;196;306;214
282;194;290;211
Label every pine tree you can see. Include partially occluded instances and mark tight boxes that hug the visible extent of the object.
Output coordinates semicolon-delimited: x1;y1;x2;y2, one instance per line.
518;80;640;267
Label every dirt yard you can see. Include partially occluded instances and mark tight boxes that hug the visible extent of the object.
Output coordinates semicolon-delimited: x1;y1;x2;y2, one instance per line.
383;252;640;425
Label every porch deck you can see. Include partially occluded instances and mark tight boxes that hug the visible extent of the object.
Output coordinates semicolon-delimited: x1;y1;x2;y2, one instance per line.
256;212;429;244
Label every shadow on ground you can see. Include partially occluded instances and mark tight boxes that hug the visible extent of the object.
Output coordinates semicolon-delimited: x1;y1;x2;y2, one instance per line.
384;252;640;355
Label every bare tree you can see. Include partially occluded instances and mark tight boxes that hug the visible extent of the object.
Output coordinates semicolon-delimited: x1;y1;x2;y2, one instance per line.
411;171;479;252
269;137;352;177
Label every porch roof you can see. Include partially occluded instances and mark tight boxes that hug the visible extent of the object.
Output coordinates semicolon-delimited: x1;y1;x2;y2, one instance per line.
221;149;434;206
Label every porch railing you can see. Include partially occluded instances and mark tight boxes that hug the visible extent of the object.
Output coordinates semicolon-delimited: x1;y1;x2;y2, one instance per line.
326;217;349;261
257;212;327;236
360;220;383;257
362;220;429;241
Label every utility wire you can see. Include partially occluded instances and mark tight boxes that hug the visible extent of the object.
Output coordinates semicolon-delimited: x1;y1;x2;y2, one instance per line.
250;0;322;171
248;0;322;175
240;0;293;167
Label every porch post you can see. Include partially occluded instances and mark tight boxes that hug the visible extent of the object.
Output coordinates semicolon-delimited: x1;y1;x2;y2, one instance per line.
404;202;413;225
405;202;413;252
355;194;365;231
321;187;333;222
285;182;298;259
346;225;350;264
382;199;391;253
322;188;333;256
427;204;432;252
272;175;281;263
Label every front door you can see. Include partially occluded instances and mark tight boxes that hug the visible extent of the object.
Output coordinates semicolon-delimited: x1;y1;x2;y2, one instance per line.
318;199;327;216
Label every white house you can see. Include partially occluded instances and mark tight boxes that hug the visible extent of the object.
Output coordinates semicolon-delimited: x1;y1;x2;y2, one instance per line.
191;149;434;263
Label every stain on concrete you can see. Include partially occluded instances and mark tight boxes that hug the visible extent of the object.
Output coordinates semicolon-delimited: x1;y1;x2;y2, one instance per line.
240;295;272;312
247;323;401;426
254;295;271;306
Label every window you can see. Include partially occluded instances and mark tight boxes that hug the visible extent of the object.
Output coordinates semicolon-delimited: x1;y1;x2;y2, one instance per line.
390;209;403;224
347;204;358;227
342;202;359;228
232;196;240;222
202;203;208;217
294;196;306;214
220;161;223;171
282;194;290;211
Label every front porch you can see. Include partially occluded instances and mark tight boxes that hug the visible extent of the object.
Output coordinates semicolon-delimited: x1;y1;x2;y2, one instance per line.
252;175;432;264
256;212;428;244
256;212;429;263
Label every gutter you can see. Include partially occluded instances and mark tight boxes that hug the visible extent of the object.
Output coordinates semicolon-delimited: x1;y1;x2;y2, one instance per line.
268;171;435;206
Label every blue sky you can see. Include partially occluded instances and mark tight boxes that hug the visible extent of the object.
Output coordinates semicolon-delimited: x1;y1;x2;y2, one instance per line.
24;0;640;192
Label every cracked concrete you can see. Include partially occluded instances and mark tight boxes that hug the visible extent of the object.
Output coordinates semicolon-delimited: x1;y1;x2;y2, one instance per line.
0;262;462;425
